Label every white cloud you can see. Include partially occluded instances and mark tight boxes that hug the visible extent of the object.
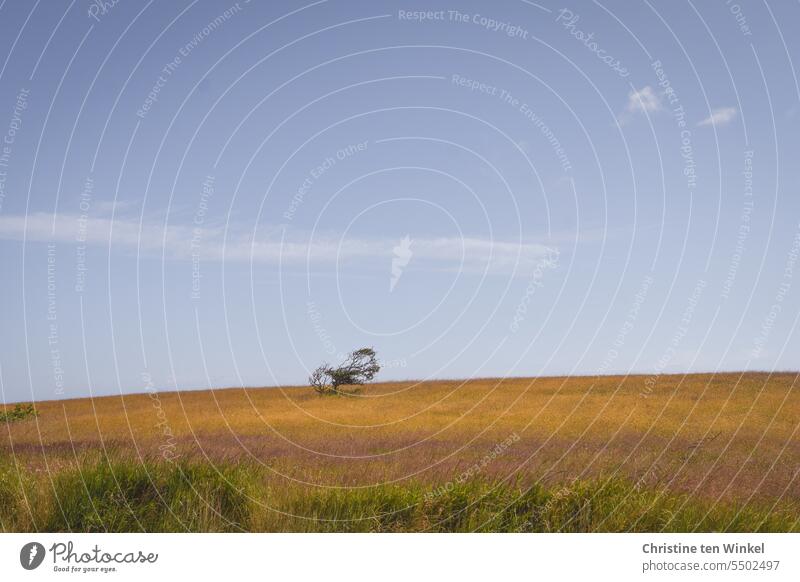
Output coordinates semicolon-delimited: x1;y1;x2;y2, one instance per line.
0;212;556;275
626;86;662;114
697;107;737;127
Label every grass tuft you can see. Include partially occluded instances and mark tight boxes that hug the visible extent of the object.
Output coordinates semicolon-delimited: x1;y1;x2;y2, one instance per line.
27;459;253;532
0;403;38;423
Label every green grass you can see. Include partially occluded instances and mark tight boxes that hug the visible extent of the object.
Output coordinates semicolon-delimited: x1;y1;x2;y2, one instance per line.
0;403;38;423
0;457;795;532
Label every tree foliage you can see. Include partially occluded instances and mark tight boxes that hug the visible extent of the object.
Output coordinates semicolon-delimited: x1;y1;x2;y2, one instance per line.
309;348;380;395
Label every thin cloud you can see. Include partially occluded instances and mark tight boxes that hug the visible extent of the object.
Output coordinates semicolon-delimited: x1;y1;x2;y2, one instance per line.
0;212;556;275
698;107;737;127
626;86;662;114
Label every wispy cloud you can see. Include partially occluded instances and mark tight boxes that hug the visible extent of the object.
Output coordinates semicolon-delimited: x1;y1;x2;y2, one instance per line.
626;86;662;114
697;107;737;127
0;212;556;275
618;86;662;125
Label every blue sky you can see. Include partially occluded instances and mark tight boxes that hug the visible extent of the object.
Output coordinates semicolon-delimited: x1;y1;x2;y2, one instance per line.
0;0;798;403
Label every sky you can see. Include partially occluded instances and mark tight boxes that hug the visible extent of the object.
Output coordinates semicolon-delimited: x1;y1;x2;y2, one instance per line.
0;0;798;403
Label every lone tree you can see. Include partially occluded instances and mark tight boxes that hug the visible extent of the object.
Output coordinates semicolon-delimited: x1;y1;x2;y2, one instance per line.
309;347;380;395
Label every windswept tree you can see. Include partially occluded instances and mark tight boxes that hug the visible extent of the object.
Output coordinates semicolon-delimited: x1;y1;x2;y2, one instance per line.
309;347;381;395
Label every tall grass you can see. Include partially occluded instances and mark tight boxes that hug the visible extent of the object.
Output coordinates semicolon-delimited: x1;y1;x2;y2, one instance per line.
0;458;795;532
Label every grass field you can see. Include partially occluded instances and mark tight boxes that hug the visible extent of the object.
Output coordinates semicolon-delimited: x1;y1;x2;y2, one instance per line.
1;372;798;532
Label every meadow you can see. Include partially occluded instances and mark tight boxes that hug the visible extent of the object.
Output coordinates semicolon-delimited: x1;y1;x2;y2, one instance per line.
1;372;798;532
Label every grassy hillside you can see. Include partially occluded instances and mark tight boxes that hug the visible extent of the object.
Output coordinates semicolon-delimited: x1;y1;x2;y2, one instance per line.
1;373;798;532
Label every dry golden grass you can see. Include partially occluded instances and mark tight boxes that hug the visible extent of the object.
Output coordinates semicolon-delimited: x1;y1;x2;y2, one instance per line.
2;372;799;505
